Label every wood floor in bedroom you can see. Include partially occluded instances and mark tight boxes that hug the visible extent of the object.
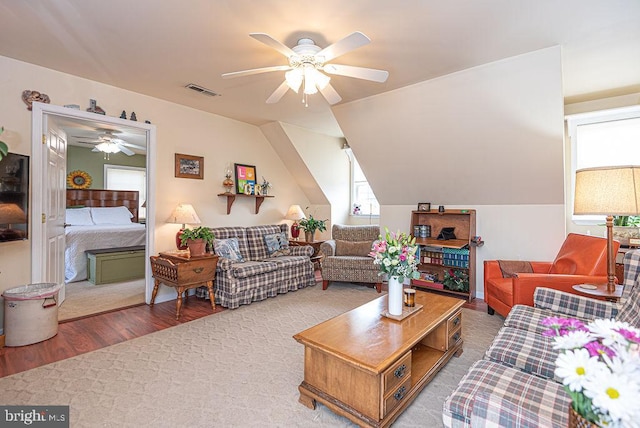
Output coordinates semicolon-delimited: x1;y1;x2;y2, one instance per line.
0;287;487;379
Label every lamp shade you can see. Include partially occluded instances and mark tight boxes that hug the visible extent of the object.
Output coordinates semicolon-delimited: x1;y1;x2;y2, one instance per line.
166;203;201;226
0;203;27;224
284;205;306;221
574;166;640;215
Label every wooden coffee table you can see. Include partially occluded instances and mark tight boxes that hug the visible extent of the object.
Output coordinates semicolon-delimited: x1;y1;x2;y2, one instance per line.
293;290;464;428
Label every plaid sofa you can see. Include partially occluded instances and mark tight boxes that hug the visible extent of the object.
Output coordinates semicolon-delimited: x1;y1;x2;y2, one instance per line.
195;224;316;309
442;250;640;427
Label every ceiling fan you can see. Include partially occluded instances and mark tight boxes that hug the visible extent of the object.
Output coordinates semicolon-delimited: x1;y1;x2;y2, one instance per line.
222;31;389;106
73;130;140;158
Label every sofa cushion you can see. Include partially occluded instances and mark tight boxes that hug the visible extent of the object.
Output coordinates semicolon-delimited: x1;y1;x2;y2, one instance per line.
616;282;640;328
246;224;288;260
264;232;291;257
263;255;308;269
484;327;559;382
335;240;373;257
214;237;245;262
209;227;250;260
442;360;570;428
485;278;513;307
469;392;556;428
548;233;610;275
230;260;278;279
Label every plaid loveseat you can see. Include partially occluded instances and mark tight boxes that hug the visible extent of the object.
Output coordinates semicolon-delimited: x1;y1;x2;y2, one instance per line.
442;250;640;427
195;224;315;309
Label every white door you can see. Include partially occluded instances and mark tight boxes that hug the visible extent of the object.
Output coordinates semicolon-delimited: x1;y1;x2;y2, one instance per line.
43;115;67;303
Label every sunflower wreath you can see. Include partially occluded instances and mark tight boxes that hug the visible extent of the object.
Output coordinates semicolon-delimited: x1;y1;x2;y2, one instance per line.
66;170;92;189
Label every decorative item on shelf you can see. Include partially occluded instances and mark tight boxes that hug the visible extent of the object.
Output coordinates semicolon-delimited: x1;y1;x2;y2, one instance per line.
352;203;361;215
222;164;234;193
243;182;254;195
130;112;137;121
260;176;272;196
234;163;256;195
541;316;640;427
0;127;8;161
285;205;306;240
369;227;420;316
438;205;445;213
470;235;484;247
64;104;80;109
574;166;640;292
86;99;105;115
166;203;201;249
298;210;327;242
175;153;204;179
417;202;431;211
612;215;640;247
442;268;469;292
22;90;50;111
179;226;214;257
120;110;127;119
66;170;92;189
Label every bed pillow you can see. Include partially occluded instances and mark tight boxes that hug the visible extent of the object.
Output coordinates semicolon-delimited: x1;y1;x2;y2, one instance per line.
214;237;245;262
264;232;291;257
90;206;134;225
65;207;94;226
335;240;374;257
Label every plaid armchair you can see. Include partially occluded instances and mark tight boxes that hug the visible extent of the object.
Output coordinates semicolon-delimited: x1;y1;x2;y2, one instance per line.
320;224;382;292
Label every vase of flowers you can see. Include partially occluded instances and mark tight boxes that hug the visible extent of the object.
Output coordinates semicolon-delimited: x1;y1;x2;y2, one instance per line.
541;317;640;427
369;228;420;316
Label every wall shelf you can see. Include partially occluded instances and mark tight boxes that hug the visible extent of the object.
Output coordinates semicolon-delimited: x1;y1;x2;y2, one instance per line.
217;192;274;215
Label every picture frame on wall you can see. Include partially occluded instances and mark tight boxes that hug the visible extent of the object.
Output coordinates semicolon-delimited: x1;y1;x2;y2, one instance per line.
417;202;431;211
175;153;204;179
235;163;257;195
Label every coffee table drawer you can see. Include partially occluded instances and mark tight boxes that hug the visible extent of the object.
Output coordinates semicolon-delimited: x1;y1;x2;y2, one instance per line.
448;310;462;332
383;351;411;396
383;377;412;417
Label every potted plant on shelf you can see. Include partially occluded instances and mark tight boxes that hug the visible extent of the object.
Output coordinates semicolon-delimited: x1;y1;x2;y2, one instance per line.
180;226;214;257
299;215;327;242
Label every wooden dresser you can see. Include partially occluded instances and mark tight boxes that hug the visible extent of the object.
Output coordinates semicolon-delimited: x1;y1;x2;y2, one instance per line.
293;291;464;427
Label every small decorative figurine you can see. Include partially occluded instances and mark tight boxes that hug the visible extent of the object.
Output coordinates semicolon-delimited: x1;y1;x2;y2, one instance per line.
22;90;50;111
130;112;137;121
86;99;105;115
120;110;127;119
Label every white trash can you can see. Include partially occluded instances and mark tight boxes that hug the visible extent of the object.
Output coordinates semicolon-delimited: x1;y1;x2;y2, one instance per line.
3;283;62;347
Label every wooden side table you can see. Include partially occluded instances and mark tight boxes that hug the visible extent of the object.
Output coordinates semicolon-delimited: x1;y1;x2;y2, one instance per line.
150;252;219;319
289;239;325;269
572;283;623;302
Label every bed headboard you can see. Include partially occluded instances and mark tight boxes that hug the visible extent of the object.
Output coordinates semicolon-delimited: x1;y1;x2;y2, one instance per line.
66;189;140;223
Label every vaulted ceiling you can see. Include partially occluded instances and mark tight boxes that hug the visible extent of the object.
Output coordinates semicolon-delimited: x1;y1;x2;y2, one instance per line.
0;1;638;138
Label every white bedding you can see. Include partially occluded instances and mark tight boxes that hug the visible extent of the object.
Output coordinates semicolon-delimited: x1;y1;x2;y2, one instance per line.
65;224;146;283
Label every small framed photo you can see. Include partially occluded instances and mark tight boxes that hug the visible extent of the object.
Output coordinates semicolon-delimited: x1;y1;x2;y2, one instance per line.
235;163;257;195
417;202;431;211
175;153;204;179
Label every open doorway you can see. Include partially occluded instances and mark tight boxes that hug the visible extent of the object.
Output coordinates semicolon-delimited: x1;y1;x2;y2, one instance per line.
30;103;156;320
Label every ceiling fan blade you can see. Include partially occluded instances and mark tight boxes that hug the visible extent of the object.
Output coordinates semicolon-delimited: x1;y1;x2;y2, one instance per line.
317;32;370;62
266;81;290;104
319;83;342;105
222;65;291;79
117;144;135;156
249;33;296;57
323;64;389;83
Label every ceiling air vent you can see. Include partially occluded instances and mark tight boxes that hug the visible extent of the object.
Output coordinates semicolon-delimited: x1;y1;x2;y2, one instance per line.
185;83;220;97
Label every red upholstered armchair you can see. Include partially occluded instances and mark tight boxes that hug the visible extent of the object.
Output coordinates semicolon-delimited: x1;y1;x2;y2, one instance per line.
484;233;619;317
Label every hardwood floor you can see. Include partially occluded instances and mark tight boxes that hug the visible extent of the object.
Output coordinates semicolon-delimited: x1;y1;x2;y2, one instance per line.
0;288;487;379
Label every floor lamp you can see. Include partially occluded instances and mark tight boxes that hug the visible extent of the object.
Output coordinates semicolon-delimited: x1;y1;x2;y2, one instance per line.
574;166;640;292
166;203;201;249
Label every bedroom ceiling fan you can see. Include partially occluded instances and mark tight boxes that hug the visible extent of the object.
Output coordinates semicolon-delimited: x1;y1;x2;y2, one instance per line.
222;31;389;106
73;130;142;159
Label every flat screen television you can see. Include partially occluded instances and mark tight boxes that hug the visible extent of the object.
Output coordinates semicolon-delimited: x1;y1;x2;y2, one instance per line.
0;153;29;242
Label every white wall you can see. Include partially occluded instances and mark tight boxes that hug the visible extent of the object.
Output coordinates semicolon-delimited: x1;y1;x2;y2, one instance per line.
0;55;309;321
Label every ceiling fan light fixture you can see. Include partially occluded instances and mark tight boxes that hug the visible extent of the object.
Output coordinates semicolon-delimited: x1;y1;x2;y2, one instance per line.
95;141;120;154
285;69;303;93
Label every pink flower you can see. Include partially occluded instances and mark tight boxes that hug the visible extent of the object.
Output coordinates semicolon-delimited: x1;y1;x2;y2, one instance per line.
584;340;616;359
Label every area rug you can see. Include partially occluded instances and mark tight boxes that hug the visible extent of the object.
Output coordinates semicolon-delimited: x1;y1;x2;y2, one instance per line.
58;279;145;321
1;283;503;427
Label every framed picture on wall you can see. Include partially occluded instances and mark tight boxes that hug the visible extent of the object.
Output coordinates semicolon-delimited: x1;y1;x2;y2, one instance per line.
175;153;204;179
234;163;257;195
417;202;431;211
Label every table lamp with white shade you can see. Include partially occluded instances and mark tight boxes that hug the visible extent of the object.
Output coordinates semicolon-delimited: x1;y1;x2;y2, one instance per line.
574;165;640;292
167;203;201;249
285;204;305;240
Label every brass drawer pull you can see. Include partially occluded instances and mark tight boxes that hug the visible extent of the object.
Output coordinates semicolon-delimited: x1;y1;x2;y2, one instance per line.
394;364;406;378
394;386;406;401
452;332;461;343
452;316;460;326
193;267;204;274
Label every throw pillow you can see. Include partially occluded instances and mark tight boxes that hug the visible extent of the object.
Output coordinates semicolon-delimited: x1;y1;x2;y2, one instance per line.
263;232;290;257
213;237;245;262
335;240;374;257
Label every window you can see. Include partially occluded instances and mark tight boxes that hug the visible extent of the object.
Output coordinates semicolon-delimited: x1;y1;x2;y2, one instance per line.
567;106;640;223
347;151;380;216
104;165;146;219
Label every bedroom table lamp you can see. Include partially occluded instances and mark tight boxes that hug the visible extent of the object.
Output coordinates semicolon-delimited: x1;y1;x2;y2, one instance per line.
285;204;305;240
574;165;640;292
167;203;201;249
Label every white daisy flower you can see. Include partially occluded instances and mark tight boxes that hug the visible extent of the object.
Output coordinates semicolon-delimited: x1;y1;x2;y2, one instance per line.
555;348;606;392
584;370;640;425
589;319;631;347
552;330;593;350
